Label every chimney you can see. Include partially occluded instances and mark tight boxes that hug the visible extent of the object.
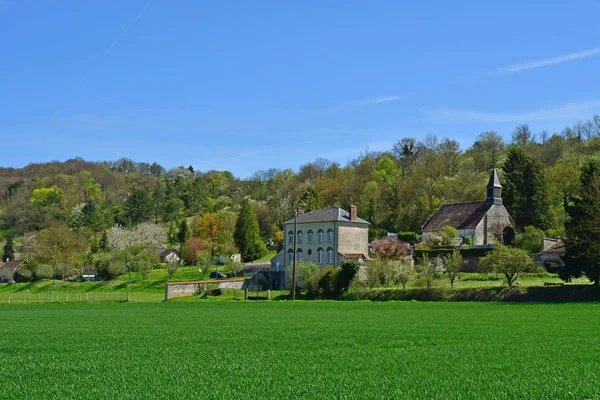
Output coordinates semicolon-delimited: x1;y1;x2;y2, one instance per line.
349;204;357;221
297;209;304;216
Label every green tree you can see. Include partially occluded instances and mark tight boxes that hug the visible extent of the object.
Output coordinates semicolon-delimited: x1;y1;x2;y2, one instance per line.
478;245;540;288
177;219;191;252
562;159;600;285
416;254;445;289
122;189;153;226
502;147;553;230
513;226;546;254
2;234;15;261
440;226;459;246
233;198;267;262
442;250;465;288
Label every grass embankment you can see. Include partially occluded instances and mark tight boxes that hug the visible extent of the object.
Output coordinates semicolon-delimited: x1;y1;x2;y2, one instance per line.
0;302;599;398
0;265;241;303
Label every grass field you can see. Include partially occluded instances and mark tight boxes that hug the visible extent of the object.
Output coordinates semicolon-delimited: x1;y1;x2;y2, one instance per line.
1;302;599;399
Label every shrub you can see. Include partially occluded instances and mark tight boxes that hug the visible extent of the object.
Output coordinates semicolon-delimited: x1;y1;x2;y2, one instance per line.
441;226;460;246
338;261;360;292
464;237;473;246
318;266;340;299
372;237;409;260
167;262;179;279
397;232;418;242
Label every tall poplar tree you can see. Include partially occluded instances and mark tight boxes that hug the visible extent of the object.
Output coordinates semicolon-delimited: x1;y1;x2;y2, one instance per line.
2;234;15;261
234;198;267;262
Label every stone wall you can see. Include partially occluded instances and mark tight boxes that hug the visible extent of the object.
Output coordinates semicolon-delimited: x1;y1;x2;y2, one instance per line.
165;280;244;299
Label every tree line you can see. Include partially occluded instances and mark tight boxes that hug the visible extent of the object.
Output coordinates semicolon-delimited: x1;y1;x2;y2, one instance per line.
2;115;600;281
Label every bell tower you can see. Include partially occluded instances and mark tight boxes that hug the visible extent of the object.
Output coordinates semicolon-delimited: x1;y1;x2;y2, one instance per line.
486;169;502;205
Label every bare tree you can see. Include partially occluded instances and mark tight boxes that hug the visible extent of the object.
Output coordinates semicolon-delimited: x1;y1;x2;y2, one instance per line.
511;124;535;147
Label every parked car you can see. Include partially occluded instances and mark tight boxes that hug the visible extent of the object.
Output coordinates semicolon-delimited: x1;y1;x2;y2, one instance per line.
209;271;227;279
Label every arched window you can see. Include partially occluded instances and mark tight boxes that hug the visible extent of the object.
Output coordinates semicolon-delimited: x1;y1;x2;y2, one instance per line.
307;230;313;243
318;230;324;243
307;249;312;256
297;248;303;261
327;247;333;264
317;248;324;265
288;231;294;245
287;249;293;264
327;229;334;243
297;230;303;244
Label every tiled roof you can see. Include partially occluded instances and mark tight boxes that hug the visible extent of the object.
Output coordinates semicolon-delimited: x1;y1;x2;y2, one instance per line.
542;240;566;254
0;260;26;272
422;201;491;232
155;248;179;257
284;208;369;224
339;252;370;260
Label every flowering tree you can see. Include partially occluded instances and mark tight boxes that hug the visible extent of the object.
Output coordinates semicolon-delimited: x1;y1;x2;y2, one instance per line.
371;237;410;260
108;223;166;251
417;254;445;289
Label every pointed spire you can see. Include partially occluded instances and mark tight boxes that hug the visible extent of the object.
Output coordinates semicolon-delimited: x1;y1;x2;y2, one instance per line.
487;168;502;189
486;169;503;205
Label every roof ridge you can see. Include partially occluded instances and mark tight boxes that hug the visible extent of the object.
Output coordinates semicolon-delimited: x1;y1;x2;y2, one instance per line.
440;200;486;206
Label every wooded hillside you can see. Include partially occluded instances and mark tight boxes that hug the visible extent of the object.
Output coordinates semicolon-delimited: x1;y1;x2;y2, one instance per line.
2;116;600;251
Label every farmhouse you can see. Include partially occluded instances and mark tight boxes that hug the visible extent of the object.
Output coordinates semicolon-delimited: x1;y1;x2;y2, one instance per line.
0;260;27;282
422;169;516;246
271;205;370;289
155;248;181;264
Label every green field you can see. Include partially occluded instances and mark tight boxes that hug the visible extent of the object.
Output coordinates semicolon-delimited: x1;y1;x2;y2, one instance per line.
1;302;599;399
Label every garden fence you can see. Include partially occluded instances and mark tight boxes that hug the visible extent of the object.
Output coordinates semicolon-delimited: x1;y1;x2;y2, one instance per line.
0;292;129;304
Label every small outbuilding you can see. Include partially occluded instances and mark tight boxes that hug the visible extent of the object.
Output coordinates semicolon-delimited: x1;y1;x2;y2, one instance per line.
155;248;181;264
0;260;27;283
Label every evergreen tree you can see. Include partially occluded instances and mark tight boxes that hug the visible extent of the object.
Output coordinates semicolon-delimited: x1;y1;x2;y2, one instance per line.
177;219;191;252
99;230;109;252
562;159;600;286
2;234;15;261
502;147;553;230
121;189;153;226
234;198;267;262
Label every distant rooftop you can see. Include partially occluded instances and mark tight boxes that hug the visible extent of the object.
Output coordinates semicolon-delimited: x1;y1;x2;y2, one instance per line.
284;207;369;224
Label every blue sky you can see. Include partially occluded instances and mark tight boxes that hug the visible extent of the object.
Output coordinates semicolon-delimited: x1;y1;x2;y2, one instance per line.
2;1;600;177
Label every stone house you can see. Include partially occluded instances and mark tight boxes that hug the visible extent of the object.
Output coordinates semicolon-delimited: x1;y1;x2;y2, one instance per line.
0;260;27;283
421;169;516;246
155;248;181;264
538;238;566;269
271;205;370;289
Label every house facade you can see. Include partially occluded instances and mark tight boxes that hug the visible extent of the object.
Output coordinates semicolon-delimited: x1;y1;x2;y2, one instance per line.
421;169;516;246
271;205;369;288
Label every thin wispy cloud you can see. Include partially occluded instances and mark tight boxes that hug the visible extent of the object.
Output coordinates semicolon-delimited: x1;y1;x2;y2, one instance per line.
495;47;600;74
351;95;402;107
51;0;153;119
423;100;600;123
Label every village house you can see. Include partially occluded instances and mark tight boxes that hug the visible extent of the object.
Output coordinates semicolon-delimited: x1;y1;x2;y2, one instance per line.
421;169;516;246
0;260;27;283
538;238;566;270
155;248;181;264
271;205;370;289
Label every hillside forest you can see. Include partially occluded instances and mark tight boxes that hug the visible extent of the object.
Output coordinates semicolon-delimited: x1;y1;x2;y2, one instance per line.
2;116;600;280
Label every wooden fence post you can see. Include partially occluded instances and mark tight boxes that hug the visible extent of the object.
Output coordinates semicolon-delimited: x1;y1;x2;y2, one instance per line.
244;289;249;300
267;289;271;300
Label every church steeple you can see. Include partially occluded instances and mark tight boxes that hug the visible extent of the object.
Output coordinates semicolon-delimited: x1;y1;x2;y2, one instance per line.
486;169;502;205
